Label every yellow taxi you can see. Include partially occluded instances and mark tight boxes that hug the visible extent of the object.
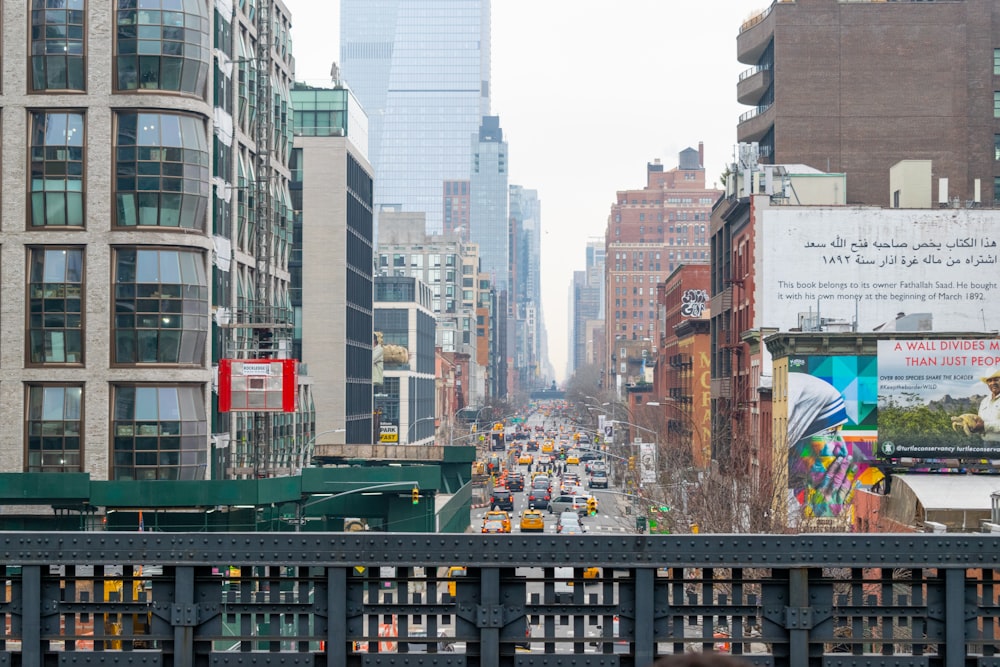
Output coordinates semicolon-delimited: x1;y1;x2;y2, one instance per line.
445;566;466;596
583;567;601;579
541;441;554;453
565;454;580;465
518;453;533;465
484;510;512;532
519;509;545;532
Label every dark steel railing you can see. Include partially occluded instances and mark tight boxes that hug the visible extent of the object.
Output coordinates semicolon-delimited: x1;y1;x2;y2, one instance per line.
0;532;997;667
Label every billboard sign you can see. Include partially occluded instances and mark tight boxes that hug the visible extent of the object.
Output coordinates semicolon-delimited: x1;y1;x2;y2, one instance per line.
786;355;878;518
877;339;1000;460
760;208;1000;333
639;442;657;485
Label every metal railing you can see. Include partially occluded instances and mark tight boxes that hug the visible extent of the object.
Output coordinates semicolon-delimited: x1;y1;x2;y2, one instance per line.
1;532;998;667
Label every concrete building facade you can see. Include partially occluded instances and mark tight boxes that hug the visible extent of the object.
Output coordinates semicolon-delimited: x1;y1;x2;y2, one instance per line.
290;84;375;454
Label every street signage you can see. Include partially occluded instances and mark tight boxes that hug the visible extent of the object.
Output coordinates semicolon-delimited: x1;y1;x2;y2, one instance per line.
380;425;399;443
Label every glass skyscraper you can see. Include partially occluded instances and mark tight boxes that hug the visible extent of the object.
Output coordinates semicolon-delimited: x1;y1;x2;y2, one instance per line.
340;0;492;235
470;116;508;292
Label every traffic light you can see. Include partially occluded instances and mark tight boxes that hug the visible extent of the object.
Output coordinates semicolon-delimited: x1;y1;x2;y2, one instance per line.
587;497;598;516
628;456;636;470
411;487;420;505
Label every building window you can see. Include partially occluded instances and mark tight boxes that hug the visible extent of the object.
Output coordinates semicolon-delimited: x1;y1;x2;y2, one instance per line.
30;111;85;227
995;134;1000;161
995;92;1000;118
111;384;207;480
996;49;1000;76
29;247;84;364
115;111;209;230
115;0;210;96
995;177;1000;203
30;0;86;91
26;385;82;472
113;248;209;364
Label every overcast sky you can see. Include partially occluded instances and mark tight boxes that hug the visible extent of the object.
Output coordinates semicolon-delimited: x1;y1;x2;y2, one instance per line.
285;0;764;383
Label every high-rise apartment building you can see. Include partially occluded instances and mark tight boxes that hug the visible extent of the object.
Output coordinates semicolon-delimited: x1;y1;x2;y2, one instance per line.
737;0;998;206
0;0;308;482
470;116;509;292
604;148;722;393
340;0;492;234
290;84;374;454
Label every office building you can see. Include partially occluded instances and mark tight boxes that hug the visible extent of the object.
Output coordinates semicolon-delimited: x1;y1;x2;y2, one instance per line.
290;84;375;456
510;185;546;391
470;116;510;293
376;213;486;406
340;0;491;234
737;0;998;206
374;276;437;445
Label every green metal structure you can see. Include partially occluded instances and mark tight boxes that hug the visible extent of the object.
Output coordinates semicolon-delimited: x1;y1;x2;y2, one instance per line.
0;446;477;533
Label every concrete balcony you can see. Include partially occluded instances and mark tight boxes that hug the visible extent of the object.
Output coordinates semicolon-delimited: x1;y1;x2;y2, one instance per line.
737;102;774;144
737;66;772;106
737;2;776;65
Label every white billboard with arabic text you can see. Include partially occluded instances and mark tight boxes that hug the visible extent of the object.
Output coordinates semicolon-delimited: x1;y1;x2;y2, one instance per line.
759;208;999;333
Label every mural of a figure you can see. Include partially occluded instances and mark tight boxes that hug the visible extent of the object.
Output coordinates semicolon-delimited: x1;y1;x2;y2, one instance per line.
787;365;876;520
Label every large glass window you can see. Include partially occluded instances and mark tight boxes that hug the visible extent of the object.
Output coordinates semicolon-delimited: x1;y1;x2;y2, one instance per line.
115;0;210;96
115;111;209;230
29;248;84;364
30;111;85;227
114;248;208;364
112;384;207;480
30;0;86;91
26;385;82;472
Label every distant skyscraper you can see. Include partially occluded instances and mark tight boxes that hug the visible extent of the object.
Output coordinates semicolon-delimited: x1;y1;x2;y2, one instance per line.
470;116;509;292
510;185;545;390
340;0;491;234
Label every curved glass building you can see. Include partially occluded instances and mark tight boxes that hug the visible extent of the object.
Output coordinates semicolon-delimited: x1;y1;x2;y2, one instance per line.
1;0;309;482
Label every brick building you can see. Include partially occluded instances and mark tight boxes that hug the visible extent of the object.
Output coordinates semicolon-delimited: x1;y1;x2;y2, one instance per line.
604;147;722;394
737;0;999;206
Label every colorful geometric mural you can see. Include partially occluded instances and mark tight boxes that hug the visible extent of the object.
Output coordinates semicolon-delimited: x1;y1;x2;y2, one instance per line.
787;355;878;518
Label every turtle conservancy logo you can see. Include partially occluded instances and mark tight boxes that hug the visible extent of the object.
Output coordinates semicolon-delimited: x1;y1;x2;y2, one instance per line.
881;441;895;456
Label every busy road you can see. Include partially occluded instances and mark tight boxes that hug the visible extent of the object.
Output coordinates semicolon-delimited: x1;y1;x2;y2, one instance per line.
471;407;641;536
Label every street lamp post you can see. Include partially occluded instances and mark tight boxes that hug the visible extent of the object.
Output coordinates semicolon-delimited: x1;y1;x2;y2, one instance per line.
406;416;437;444
294;480;422;532
298;428;346;472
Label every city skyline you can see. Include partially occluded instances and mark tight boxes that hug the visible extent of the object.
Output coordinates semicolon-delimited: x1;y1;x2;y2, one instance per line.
287;0;755;382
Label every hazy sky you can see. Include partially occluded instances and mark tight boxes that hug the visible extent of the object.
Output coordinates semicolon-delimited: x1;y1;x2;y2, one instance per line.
285;0;764;383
